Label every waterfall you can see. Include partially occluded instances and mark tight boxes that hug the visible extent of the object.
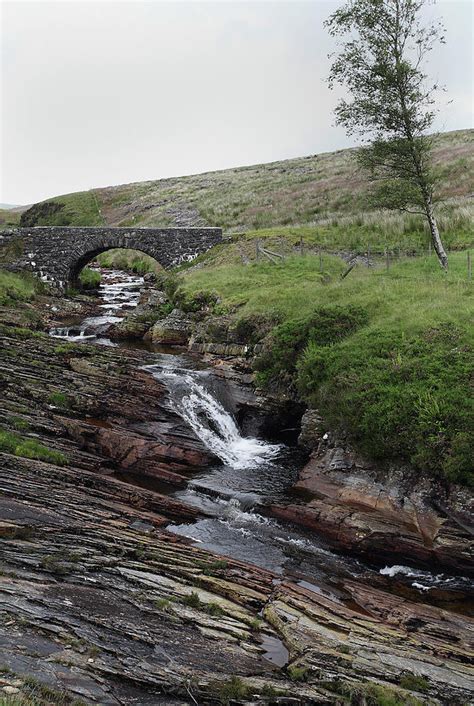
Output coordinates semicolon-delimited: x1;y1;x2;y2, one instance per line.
149;365;281;470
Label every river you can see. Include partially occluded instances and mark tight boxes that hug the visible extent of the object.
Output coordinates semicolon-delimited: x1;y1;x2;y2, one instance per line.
49;266;473;609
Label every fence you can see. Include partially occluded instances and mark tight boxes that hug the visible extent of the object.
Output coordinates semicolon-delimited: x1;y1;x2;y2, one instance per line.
242;237;473;281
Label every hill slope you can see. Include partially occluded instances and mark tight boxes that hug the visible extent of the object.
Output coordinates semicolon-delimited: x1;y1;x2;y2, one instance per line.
11;129;474;249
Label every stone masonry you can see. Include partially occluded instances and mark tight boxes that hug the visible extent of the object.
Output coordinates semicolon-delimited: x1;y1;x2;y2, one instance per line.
0;226;222;290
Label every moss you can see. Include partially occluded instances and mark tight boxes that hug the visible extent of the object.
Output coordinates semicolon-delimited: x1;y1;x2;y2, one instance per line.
0;429;68;466
215;676;251;705
47;392;70;408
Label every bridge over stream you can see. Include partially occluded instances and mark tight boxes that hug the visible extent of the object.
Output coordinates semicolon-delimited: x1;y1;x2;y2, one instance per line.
0;226;222;290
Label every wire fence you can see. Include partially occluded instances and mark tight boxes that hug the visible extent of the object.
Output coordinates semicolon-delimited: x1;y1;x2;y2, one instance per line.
248;237;473;281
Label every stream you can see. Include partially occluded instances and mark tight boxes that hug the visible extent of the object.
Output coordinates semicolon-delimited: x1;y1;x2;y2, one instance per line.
49;267;473;608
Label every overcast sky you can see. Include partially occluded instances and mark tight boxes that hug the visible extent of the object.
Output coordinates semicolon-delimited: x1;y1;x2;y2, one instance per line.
1;0;472;205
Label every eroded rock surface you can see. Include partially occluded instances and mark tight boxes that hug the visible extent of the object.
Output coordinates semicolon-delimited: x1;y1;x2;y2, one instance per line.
1;329;473;704
270;437;474;575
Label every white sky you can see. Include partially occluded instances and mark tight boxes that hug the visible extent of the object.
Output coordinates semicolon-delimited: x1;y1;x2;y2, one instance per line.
1;0;472;205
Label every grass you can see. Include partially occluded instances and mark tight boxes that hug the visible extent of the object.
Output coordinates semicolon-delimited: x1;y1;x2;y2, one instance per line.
78;267;100;289
0;271;41;305
96;248;161;274
0;429;69;466
12;129;473;246
179;251;473;486
215;676;251;705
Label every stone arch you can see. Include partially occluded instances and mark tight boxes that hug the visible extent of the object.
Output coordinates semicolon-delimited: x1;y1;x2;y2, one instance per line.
1;226;222;290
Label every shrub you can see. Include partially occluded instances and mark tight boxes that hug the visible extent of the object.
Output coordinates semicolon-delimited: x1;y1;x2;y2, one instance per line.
254;304;369;391
297;323;473;485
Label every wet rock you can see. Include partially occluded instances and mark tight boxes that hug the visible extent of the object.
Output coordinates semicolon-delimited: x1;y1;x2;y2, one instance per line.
145;308;193;345
108;289;168;340
297;409;324;450
269;441;474;574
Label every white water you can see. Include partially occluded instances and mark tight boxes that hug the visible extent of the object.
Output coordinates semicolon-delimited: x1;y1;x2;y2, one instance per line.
149;365;281;470
49;269;143;344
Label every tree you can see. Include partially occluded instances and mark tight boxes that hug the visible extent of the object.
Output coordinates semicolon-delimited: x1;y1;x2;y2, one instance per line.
326;0;449;269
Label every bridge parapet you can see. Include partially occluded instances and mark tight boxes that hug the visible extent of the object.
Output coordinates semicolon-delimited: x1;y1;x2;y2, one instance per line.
0;226;222;290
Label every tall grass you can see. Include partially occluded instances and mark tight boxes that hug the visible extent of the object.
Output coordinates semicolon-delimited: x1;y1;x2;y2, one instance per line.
0;271;41;305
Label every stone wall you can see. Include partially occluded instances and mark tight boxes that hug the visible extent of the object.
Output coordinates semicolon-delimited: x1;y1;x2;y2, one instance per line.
0;226;222;289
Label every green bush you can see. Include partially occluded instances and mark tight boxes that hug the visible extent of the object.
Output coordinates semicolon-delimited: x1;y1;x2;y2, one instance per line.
297;323;473;485
254;304;369;391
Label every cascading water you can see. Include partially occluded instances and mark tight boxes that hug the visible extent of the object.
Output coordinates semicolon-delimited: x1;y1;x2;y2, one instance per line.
49;268;143;345
151;364;281;470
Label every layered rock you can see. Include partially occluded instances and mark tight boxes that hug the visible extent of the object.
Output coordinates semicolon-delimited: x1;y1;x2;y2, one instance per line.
269;437;474;575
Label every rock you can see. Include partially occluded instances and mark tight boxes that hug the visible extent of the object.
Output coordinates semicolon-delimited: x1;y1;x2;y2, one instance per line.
297;409;324;450
145;308;193;345
108;289;168;340
0;328;473;705
269;441;474;574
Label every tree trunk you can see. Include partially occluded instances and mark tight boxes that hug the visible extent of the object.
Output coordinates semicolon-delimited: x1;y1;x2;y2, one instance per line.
425;196;448;270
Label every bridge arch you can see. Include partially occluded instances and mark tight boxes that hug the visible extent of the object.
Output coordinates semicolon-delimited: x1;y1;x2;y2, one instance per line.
1;226;222;290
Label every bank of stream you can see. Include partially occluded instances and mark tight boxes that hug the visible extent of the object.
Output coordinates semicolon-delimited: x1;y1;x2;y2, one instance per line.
49;267;473;612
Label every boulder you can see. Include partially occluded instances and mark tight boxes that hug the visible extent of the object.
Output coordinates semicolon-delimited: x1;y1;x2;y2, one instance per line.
145;308;193;345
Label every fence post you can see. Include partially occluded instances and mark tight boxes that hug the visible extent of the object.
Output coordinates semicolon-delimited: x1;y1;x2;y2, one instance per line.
468;251;472;281
256;239;260;261
385;247;390;271
319;248;323;272
299;236;304;257
366;244;370;268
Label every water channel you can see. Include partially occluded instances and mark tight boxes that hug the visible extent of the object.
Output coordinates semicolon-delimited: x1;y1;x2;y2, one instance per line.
49;266;473;611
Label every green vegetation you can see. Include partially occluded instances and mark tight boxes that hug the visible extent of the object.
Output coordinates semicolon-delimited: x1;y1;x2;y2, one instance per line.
78;267;100;289
0;429;68;466
20;192;104;227
0;271;41;305
324;679;430;705
96;248;161;274
47;392;70;408
215;676;251;705
180;251;473;486
0;207;21;230
180;591;225;616
287;664;309;682
399;674;430;693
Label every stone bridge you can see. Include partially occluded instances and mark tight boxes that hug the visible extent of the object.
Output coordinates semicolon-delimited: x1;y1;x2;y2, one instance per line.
0;226;222;290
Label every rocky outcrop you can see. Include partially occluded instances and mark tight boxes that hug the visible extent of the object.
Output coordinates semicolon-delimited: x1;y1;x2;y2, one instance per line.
0;330;215;484
145;308;193;345
1;452;473;705
1;327;473;704
269;437;474;575
108;289;168;340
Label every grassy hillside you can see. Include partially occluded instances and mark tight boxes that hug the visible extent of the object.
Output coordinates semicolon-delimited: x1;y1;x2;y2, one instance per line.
8;129;474;250
176;251;473;486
